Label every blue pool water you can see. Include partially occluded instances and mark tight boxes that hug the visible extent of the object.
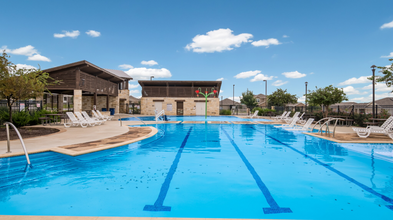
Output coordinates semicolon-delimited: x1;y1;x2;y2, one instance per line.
121;115;271;122
1;124;393;219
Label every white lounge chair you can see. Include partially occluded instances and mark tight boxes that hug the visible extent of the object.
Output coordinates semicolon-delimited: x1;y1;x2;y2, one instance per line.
82;111;104;125
273;111;289;121
274;117;299;128
97;110;114;121
74;112;96;127
64;112;88;128
353;117;393;138
272;111;287;120
285;118;315;131
250;110;259;119
297;113;306;124
280;112;292;121
92;110;107;121
283;112;300;123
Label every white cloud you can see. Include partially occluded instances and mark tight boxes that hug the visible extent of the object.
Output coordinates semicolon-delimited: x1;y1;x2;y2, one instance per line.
129;90;140;94
298;96;305;102
216;77;224;81
343;86;362;95
381;20;393;29
250;74;274;82
141;60;158;66
15;64;37;70
126;67;172;80
185;28;253;53
338;76;371;86
27;54;51;62
234;70;260;79
1;45;51;62
361;83;392;92
282;71;306;79
251;38;281;48
350;93;393;103
272;80;288;86
54;30;80;38
310;72;315;75
86;30;101;37
381;52;393;58
129;84;139;89
119;64;134;69
220;90;223;93
283;35;289;38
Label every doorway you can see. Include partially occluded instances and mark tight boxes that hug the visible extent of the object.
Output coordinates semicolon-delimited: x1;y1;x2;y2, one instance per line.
196;102;205;116
154;102;162;112
177;102;183;115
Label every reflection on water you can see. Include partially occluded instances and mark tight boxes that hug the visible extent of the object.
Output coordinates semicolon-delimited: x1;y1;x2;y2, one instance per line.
341;143;393;163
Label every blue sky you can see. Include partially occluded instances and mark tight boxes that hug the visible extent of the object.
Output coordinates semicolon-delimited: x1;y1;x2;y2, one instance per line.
2;0;393;103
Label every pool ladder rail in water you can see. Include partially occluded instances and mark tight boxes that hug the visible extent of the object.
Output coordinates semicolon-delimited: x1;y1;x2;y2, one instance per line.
4;122;32;170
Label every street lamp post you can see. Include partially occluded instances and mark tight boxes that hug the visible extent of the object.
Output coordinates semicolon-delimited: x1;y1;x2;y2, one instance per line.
371;65;376;118
305;82;308;112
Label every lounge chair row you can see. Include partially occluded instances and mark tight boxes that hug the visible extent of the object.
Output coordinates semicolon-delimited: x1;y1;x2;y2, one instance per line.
353;116;393;139
64;110;113;128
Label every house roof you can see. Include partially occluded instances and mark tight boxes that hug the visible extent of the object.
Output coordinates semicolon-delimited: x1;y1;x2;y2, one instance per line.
220;98;240;106
254;94;267;98
369;97;393;106
285;102;305;107
105;69;133;80
43;60;132;83
129;95;140;103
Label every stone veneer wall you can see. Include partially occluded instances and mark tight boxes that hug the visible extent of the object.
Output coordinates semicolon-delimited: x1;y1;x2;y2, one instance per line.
141;97;219;116
73;90;82;112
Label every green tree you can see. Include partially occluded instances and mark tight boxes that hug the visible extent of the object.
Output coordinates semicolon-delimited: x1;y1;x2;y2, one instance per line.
240;90;258;109
372;59;393;89
267;88;297;106
306;85;348;118
0;51;58;123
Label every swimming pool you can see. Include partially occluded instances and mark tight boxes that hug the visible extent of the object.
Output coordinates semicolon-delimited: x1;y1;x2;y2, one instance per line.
120;115;271;122
0;124;393;219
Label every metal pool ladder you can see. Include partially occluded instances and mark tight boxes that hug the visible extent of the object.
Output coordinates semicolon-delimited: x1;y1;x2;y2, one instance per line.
5;122;31;165
311;117;345;138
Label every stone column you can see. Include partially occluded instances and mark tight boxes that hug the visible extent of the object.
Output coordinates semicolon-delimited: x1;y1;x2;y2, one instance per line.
73;90;82;113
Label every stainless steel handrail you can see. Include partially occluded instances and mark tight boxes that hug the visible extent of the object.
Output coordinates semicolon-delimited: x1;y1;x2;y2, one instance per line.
5;122;31;165
312;117;345;138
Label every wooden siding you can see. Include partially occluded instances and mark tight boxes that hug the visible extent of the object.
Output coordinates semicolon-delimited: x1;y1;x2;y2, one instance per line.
47;69;77;90
142;86;219;98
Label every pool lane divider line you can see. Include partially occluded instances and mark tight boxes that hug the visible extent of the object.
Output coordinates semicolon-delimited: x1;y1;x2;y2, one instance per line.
251;127;393;211
144;126;193;212
221;126;292;214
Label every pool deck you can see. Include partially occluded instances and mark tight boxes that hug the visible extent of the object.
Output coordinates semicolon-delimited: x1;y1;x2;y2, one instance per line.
1;114;392;159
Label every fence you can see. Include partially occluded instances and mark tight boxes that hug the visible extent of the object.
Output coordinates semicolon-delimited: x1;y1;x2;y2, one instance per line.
0;100;43;113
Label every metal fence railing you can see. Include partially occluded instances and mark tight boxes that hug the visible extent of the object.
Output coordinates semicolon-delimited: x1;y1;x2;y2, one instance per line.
0;100;43;113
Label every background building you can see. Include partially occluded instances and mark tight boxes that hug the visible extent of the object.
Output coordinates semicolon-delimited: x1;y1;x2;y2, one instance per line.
139;80;221;115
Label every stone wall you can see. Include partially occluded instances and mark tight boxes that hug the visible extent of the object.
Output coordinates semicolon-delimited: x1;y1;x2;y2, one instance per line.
73;90;82;112
141;97;219;116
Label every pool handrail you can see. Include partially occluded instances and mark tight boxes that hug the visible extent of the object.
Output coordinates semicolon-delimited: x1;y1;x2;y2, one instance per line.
155;109;165;121
4;122;31;165
311;117;345;137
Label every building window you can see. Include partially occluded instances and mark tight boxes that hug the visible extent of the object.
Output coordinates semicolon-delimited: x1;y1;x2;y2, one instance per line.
257;98;260;103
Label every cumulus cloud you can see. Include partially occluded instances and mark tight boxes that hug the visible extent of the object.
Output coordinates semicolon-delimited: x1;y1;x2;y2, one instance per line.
283;35;289;38
1;45;51;62
129;84;139;89
381;52;393;58
216;77;224;81
251;38;281;48
250;74;274;82
86;30;101;37
343;86;362;95
185;28;253;53
227;96;241;102
126;67;172;80
119;64;134;69
350;93;393;103
282;71;306;79
141;60;158;66
381;20;393;29
15;64;37;70
54;30;80;38
234;70;260;79
27;54;51;62
338;76;371;86
129;90;140;94
298;96;305;102
272;80;288;86
361;83;392;92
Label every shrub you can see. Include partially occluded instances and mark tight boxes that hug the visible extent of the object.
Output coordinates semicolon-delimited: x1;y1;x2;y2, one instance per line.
379;109;391;119
220;109;232;115
351;113;372;127
12;111;31;127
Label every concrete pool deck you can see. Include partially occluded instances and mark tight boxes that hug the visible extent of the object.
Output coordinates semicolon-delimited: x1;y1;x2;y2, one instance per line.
1;114;392;158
